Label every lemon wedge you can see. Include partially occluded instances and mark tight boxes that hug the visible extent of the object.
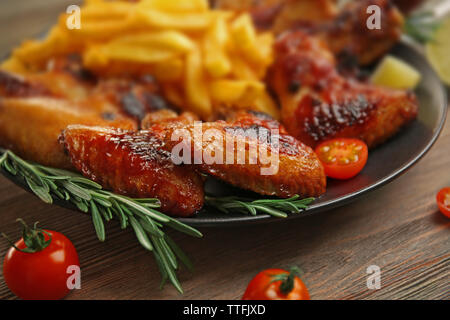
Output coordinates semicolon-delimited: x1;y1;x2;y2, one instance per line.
371;55;421;90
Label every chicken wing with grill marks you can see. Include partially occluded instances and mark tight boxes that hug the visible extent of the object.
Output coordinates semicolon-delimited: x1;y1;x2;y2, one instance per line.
269;31;418;149
158;111;326;198
60;125;205;217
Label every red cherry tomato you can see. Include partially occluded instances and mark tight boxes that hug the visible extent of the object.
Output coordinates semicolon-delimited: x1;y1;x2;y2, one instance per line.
242;267;310;300
3;220;79;300
315;138;368;180
436;187;450;218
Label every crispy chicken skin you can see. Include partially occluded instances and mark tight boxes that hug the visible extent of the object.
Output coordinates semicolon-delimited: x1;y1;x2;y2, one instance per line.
269;31;418;149
158;111;326;198
60;125;205;217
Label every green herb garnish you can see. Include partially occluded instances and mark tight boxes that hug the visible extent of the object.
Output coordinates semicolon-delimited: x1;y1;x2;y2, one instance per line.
205;195;315;218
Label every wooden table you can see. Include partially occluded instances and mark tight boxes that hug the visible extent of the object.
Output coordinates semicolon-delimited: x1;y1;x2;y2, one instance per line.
0;1;449;300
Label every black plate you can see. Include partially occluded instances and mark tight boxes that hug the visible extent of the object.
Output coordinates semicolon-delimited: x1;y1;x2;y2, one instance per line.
1;42;447;227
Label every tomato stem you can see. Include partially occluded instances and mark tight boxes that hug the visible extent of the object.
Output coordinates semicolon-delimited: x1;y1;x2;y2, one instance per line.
270;266;302;295
1;219;52;253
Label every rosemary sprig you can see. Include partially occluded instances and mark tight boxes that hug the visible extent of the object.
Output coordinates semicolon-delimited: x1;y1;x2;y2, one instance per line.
0;150;201;294
205;195;315;218
404;11;442;44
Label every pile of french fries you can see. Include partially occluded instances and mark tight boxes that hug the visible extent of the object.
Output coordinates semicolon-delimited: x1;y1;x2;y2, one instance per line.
1;0;279;119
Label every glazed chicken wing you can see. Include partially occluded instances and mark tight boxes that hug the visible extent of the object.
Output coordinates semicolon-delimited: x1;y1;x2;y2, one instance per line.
269;31;418;149
60;125;205;217
315;0;404;65
0;55;172;168
215;0;404;65
158;111;326;198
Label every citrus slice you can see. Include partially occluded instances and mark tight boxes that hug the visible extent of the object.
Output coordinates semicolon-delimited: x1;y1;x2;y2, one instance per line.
371;55;421;89
426;17;450;86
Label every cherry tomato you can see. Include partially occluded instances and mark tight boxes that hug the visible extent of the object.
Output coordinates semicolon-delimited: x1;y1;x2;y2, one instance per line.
242;267;310;300
3;220;79;300
315;138;368;180
436;187;450;218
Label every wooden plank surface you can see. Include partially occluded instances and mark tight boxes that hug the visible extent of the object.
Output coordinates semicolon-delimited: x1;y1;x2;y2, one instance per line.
0;1;449;300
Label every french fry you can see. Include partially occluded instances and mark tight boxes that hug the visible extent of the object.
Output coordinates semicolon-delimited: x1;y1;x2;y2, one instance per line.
138;0;209;12
236;89;280;120
185;49;211;117
230;14;270;66
60;18;132;40
203;18;231;78
133;9;212;31
0;56;28;73
99;43;178;64
81;2;133;20
229;55;259;81
256;32;275;66
209;80;265;103
112;31;195;53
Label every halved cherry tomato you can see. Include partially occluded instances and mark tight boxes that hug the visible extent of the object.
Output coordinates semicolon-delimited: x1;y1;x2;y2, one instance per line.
242;267;310;300
315;138;368;180
436;187;450;218
3;219;79;300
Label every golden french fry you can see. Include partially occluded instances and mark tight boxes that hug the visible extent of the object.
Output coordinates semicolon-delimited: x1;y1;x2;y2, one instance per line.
60;17;133;40
0;56;28;73
230;14;270;66
256;32;274;66
237;89;280;120
112;31;195;52
209;80;265;103
203;17;231;78
84;43;178;69
81;2;133;20
185;49;211;117
138;0;208;12
12;27;78;68
230;14;256;50
133;9;212;30
229;55;259;81
102;43;178;63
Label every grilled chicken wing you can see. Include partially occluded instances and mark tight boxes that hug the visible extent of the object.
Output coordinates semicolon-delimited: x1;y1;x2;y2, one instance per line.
269;31;418;149
158;111;326;198
60;125;205;217
315;0;404;65
0;55;172;168
215;0;403;65
0;96;135;169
